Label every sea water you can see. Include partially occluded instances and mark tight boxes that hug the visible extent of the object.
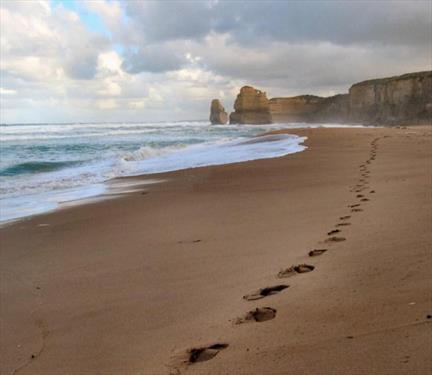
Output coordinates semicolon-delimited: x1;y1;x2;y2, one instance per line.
0;121;360;222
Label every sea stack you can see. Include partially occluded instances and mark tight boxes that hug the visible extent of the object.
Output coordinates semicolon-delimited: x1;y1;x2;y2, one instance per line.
216;71;431;126
209;99;228;124
229;86;272;124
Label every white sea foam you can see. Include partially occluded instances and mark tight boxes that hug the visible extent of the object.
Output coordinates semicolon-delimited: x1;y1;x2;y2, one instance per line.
0;121;369;222
116;133;306;176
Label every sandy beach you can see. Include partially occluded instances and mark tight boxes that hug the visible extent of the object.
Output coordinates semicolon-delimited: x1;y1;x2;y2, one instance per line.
1;126;431;375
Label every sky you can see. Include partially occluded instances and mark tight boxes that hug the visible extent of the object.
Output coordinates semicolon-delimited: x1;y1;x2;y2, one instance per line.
0;0;431;124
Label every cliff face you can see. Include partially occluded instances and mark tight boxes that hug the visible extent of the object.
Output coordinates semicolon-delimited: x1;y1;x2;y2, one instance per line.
269;94;350;123
318;94;351;123
229;86;272;124
349;71;432;125
215;71;431;126
209;99;228;124
269;95;322;123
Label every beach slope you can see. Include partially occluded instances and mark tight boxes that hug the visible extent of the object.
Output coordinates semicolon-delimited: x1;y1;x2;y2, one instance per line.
1;126;431;375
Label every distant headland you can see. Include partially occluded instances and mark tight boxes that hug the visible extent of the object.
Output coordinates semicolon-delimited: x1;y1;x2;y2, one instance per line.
210;71;432;126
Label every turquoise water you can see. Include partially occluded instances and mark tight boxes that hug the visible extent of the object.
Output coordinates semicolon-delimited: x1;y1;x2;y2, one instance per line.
0;121;310;222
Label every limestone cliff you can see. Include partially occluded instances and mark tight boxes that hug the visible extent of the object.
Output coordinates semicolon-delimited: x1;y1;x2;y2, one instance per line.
219;71;431;126
210;99;228;124
270;95;321;123
268;94;349;123
229;86;272;124
349;71;432;125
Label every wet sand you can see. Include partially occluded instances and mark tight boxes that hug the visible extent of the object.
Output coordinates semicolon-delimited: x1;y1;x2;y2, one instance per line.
1;126;431;375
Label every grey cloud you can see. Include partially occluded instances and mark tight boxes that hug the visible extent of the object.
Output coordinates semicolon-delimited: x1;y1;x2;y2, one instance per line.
63;53;98;80
61;32;110;80
119;0;431;77
122;1;431;47
124;1;213;42
122;45;186;74
191;38;430;96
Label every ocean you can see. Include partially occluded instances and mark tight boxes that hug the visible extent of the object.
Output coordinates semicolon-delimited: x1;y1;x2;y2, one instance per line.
0;121;360;223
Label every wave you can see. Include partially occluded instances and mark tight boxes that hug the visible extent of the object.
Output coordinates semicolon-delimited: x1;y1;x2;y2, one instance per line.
116;133;307;176
120;144;188;162
0;161;81;176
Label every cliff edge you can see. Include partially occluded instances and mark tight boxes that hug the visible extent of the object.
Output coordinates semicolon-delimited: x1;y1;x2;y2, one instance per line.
211;71;431;125
349;71;432;125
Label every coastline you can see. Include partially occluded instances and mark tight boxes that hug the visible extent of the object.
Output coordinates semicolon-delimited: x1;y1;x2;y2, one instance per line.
1;126;431;374
0;123;309;224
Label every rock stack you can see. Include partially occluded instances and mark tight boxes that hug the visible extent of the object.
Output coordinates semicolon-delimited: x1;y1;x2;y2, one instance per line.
209;99;228;124
229;86;272;124
209;71;431;126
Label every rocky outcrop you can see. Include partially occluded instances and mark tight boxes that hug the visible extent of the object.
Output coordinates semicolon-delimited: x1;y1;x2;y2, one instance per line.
268;94;350;123
314;94;350;123
229;86;272;124
269;95;323;123
210;99;228;124
349;71;432;125
219;71;431;126
228;86;349;124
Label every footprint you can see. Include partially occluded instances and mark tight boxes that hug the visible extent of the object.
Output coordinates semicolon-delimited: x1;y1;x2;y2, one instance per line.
349;204;361;208
352;208;363;212
243;285;289;301
187;343;229;363
327;229;341;235
340;215;351;220
360;198;370;202
178;239;202;244
276;267;296;278
235;307;276;324
356;194;364;198
277;264;315;278
336;222;351;227
325;236;346;242
309;249;327;257
294;264;315;273
370;190;375;193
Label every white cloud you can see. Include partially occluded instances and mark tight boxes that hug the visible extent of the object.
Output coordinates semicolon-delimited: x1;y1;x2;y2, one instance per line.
0;87;16;95
95;98;118;110
0;0;430;123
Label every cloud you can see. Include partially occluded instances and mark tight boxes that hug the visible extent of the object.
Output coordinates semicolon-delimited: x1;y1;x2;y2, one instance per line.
0;0;431;123
0;87;16;95
117;1;431;88
121;0;431;46
122;44;186;73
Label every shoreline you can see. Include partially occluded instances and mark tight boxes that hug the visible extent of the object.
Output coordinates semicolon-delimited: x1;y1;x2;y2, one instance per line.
1;126;431;374
0;125;309;224
0;123;376;226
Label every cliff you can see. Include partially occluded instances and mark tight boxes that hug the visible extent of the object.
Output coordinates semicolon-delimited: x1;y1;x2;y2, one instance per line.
349;71;432;125
229;86;272;124
269;95;322;123
216;71;431;125
210;99;228;124
268;94;350;123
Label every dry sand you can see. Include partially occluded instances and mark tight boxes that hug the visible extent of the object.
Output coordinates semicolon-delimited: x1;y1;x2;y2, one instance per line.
1;126;431;375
